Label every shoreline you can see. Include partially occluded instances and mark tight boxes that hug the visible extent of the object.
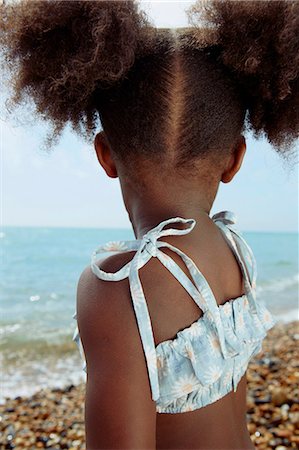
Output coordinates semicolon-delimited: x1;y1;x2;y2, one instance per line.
1;320;298;449
275;309;299;324
1;313;297;405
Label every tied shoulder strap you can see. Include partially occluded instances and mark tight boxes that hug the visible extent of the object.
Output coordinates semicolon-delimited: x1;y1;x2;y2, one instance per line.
91;217;200;402
212;210;258;312
90;215;237;402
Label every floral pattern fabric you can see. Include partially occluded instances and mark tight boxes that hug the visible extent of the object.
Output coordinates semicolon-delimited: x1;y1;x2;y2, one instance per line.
72;210;276;413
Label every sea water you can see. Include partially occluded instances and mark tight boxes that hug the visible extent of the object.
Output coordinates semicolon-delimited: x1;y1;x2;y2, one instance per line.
1;226;298;402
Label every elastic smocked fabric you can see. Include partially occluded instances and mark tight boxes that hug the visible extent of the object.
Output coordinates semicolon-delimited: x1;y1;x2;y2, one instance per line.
72;210;276;413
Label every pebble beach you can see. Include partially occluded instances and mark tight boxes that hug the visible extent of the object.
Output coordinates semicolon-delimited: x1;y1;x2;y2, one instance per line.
1;320;298;450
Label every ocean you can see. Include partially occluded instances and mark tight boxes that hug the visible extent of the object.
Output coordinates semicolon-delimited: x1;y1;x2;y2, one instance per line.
1;226;298;403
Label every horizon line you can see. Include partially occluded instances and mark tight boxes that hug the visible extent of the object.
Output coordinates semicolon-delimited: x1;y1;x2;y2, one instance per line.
1;224;298;234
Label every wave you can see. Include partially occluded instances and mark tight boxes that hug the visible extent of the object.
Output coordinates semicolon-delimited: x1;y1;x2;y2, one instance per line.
0;323;21;335
0;352;86;404
257;273;299;294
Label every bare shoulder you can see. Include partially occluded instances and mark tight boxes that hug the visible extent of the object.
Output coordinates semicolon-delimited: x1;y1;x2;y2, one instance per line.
76;253;156;449
77;252;133;332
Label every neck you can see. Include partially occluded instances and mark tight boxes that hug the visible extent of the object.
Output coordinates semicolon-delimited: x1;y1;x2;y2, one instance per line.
119;174;219;239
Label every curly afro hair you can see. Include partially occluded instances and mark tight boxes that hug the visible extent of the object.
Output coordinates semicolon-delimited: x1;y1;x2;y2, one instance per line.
0;0;298;173
0;0;152;150
188;0;299;158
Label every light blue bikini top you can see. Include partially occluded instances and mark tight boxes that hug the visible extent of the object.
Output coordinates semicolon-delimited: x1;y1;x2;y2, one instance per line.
72;210;276;414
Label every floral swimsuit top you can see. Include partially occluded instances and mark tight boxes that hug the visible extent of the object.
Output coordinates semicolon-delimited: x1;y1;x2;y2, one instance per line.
72;210;276;414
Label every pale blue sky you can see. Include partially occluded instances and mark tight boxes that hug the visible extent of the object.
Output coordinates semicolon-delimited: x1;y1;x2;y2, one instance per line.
1;1;298;232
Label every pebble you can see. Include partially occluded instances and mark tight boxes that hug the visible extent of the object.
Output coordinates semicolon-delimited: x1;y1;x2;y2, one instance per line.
272;388;289;406
0;320;298;449
246;321;299;450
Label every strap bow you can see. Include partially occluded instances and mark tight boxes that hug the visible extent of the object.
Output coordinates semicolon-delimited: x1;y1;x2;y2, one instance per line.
141;217;196;258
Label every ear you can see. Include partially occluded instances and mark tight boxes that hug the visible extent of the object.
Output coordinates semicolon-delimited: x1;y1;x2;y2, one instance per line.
221;136;246;184
94;131;118;179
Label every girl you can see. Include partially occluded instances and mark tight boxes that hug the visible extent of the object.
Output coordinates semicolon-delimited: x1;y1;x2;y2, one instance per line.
1;1;298;448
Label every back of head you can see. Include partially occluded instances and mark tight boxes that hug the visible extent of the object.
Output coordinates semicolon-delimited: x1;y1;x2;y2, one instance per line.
1;0;298;180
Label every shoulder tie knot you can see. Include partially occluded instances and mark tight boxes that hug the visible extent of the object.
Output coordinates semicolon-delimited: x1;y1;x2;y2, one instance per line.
142;232;159;257
140;217;196;258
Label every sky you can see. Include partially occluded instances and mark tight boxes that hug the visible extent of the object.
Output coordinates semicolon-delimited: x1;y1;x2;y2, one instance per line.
1;0;298;233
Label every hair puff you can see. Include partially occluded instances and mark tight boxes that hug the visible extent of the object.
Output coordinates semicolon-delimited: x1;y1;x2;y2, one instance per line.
187;0;299;155
0;0;152;149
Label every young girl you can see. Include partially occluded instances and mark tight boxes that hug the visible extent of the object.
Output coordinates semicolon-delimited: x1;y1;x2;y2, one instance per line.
1;0;298;448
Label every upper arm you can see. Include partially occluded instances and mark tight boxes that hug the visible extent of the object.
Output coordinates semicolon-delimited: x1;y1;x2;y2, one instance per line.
76;262;157;449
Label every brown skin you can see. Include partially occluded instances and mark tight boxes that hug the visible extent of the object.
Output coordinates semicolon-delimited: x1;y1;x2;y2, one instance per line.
94;131;246;238
76;132;255;449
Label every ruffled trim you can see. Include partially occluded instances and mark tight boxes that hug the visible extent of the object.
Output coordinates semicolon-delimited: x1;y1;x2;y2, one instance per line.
156;357;248;413
154;295;276;411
